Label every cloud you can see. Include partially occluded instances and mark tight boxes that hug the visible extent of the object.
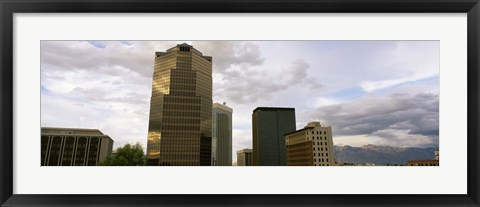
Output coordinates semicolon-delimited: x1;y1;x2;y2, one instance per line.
214;58;322;104
370;129;438;147
41;41;177;79
303;41;439;95
192;41;265;72
69;87;148;105
305;90;439;147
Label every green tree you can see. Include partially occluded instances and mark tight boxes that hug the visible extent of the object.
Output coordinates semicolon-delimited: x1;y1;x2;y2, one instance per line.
100;142;145;166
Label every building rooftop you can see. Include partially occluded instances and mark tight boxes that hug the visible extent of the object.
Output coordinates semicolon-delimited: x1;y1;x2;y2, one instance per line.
41;127;103;133
41;127;114;141
284;127;314;136
237;148;253;153
165;43;206;57
253;107;295;113
213;102;233;113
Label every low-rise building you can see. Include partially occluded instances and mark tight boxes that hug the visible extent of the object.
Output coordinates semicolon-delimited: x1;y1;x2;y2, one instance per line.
285;122;336;166
41;127;114;166
406;160;439;166
237;148;253;166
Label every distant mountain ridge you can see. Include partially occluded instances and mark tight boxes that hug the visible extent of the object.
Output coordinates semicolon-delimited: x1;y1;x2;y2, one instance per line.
334;144;437;165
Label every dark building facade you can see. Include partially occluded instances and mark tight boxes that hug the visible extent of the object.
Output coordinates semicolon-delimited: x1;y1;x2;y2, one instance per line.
41;127;114;166
146;43;213;166
252;107;296;166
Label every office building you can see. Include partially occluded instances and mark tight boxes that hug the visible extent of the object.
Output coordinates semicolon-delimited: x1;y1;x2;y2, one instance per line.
252;107;296;166
146;43;213;166
212;102;233;166
41;127;114;166
237;148;253;166
285;122;336;166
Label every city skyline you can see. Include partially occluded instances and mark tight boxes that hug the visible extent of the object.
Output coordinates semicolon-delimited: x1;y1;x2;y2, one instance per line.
41;41;440;164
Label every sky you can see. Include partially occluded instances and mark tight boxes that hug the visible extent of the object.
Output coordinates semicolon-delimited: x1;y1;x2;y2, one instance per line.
40;41;440;164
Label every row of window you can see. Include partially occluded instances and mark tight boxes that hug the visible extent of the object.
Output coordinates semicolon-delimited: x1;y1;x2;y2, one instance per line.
163;103;201;111
314;147;328;152
308;131;327;135
313;153;329;157
313;142;329;146
314;158;329;163
413;163;438;166
312;136;328;141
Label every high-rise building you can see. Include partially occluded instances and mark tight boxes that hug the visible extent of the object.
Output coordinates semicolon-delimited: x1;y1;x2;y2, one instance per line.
41;127;114;166
146;43;213;166
212;102;233;166
236;148;253;166
285;122;336;166
252;107;296;166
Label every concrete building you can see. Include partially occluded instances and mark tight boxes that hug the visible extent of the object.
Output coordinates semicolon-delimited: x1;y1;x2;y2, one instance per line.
237;149;253;166
146;43;213;166
285;122;336;166
252;107;296;166
41;127;114;166
212;102;233;166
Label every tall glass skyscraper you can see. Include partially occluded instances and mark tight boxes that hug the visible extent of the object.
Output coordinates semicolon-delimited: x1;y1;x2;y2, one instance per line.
146;43;212;166
252;107;296;166
212;102;233;166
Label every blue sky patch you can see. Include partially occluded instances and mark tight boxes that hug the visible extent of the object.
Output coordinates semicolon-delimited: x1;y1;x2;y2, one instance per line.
87;41;107;48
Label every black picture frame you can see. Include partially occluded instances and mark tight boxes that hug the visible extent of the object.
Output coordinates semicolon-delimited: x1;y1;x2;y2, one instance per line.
1;0;479;206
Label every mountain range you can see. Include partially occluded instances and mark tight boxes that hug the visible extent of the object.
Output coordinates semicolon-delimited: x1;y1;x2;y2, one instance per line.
334;144;437;165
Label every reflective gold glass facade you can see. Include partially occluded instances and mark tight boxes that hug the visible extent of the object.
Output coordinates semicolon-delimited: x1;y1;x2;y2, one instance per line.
146;44;212;166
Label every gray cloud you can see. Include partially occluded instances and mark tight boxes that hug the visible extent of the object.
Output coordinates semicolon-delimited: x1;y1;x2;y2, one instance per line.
304;91;439;147
214;58;322;104
193;41;265;72
41;41;176;80
69;87;149;105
